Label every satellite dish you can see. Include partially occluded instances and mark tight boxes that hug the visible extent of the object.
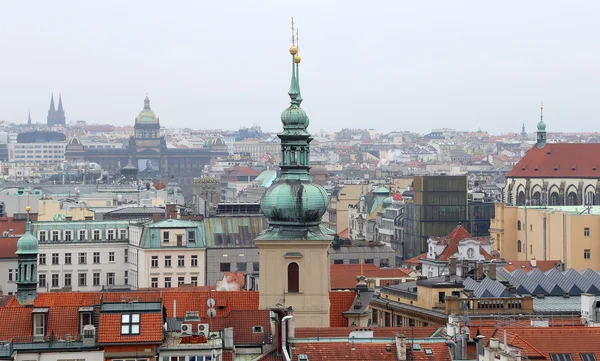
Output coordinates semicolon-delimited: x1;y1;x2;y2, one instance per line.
207;307;216;318
207;298;215;308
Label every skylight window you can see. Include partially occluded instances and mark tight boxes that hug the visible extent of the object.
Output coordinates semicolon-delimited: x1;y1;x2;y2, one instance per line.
550;354;574;361
121;313;140;335
424;348;433;355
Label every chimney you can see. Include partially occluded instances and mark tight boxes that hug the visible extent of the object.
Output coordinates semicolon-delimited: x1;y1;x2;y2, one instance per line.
84;215;93;221
395;333;407;361
65;216;73;221
29;213;39;222
530;259;537;268
489;338;499;349
488;263;497;280
166;204;177;219
152;213;163;223
476;262;484;280
449;257;457;276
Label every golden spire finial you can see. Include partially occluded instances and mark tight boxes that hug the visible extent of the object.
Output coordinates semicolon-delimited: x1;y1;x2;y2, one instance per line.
26;190;31;213
289;17;298;55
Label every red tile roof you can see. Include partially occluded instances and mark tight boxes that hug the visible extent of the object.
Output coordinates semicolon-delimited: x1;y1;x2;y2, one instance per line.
0;237;18;259
0;217;27;236
162;290;259;318
329;291;354;327
0;305;83;342
226;167;261;176
5;292;97;307
294;327;440;338
507;143;600;178
503;260;561;272
98;313;163;344
330;264;411;289
338;227;349;238
407;342;452;361
291;342;397;361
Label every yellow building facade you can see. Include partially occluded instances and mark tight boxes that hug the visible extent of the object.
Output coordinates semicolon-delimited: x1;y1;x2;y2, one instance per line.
490;203;600;270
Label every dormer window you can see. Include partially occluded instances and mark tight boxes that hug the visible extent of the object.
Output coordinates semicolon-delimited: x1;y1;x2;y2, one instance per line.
79;229;86;241
79;307;94;334
32;308;48;339
253;326;264;333
107;229;115;241
121;313;140;335
119;229;127;240
93;229;101;241
38;231;47;242
52;230;60;242
64;230;72;242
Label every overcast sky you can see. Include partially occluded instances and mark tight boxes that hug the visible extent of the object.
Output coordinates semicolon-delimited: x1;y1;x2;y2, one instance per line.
1;1;599;134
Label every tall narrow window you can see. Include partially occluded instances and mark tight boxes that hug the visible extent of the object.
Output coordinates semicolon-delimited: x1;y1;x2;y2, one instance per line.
287;262;299;293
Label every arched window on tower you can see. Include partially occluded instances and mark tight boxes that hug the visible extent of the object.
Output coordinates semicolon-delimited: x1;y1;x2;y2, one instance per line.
517;240;522;253
586;191;595;206
287;262;299;293
517;220;522;231
531;192;541;206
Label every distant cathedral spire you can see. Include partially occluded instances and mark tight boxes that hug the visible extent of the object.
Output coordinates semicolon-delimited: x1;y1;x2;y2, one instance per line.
521;121;526;137
57;93;64;113
49;93;56;112
27;111;31;126
47;93;66;126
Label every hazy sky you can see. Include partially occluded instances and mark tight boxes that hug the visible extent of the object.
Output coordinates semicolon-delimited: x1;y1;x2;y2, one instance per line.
1;1;599;134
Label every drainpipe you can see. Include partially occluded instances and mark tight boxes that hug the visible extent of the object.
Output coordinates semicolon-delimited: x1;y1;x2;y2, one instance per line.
562;212;567;270
543;214;547;260
445;340;458;360
524;202;528;260
282;315;293;361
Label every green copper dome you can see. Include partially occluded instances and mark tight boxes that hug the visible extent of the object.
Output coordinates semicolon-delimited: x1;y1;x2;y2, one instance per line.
16;230;38;255
261;180;328;225
136;96;159;125
537;120;546;131
281;104;309;128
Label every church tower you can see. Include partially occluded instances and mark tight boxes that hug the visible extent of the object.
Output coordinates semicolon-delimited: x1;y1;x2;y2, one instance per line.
256;20;332;327
47;93;66;126
536;104;546;148
15;205;38;305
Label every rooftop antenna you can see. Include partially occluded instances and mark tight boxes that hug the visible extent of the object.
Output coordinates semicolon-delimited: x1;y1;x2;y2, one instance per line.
291;17;295;47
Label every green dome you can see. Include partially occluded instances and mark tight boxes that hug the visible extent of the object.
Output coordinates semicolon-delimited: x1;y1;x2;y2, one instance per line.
537;120;546;131
204;136;227;148
281;104;309;128
16;231;38;255
136;96;159;125
260;180;328;225
373;186;390;195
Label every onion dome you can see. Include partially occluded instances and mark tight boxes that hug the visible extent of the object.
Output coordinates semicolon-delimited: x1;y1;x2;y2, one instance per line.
16;206;37;255
136;96;159;124
154;180;166;190
261;181;328;226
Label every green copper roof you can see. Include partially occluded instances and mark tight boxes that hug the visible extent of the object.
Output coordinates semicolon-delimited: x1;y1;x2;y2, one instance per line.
373;186;390;195
16;219;38;255
136;96;159;124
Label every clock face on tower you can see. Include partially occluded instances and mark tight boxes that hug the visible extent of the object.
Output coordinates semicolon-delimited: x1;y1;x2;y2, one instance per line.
467;247;475;258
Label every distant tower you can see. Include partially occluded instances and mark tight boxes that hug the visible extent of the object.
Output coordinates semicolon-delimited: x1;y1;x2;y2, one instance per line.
536;103;546;148
15;205;38;305
27;111;32;126
520;122;526;137
256;20;332;327
47;93;66;126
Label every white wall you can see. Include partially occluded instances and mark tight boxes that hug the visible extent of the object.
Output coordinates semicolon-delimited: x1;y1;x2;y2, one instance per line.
15;350;104;361
38;242;129;292
0;259;18;295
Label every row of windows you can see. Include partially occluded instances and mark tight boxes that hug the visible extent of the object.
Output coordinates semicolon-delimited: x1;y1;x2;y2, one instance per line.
39;270;128;288
39;250;127;265
517;221;592;237
38;229;127;242
219;262;260;272
151;254;198;268
151;275;199;288
162;231;195;244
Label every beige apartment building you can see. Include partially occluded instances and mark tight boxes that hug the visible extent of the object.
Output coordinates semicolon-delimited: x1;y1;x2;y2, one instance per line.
323;183;372;235
490;203;600;270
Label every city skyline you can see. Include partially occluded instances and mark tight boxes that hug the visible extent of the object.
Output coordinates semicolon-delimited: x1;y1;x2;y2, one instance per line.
1;1;600;133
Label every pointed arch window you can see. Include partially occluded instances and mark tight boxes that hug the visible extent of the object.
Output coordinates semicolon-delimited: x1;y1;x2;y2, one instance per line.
517;240;522;253
517;221;522;231
549;192;559;206
287;262;299;293
567;192;578;206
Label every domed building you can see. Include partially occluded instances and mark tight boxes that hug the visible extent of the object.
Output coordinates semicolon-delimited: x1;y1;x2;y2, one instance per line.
15;207;39;305
64;96;229;199
204;136;228;152
255;34;333;328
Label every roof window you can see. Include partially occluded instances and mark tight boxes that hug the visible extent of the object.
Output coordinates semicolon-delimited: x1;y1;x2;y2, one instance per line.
121;313;140;335
424;348;433;355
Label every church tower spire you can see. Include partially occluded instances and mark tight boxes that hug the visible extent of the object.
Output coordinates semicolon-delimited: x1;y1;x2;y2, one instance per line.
521;121;526;137
49;93;56;112
27;111;32;126
57;93;64;113
536;102;546;148
256;18;332;328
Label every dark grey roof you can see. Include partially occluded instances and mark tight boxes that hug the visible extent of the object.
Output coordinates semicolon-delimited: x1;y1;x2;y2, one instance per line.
463;276;511;298
497;267;600;297
104;206;165;214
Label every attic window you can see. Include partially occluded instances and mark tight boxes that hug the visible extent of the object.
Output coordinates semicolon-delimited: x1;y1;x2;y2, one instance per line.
594;166;598;171
554;166;559;171
549;354;574;361
412;344;422;351
253;326;264;333
424;348;433;355
218;306;225;310
121;313;140;335
534;167;539;171
521;166;527;171
572;165;577;171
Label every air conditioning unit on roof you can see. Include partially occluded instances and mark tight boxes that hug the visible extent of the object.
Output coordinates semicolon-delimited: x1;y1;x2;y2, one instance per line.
197;323;209;337
181;324;193;335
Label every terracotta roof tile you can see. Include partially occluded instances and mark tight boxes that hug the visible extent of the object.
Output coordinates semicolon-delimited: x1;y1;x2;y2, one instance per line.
408;342;452;361
5;292;96;308
329;291;354;327
0;307;33;340
291;342;397;360
162;290;259;318
330;264;411;289
507;143;600;178
98;313;163;344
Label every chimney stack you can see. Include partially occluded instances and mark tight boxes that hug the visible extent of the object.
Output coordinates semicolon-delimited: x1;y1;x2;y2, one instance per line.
84;215;93;221
166;204;177;219
476;262;484;280
488;263;497;280
395;333;407;361
449;257;457;276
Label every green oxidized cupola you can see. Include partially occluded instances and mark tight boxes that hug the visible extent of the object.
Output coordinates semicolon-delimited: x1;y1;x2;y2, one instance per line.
258;32;331;240
16;206;38;305
536;103;546;149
